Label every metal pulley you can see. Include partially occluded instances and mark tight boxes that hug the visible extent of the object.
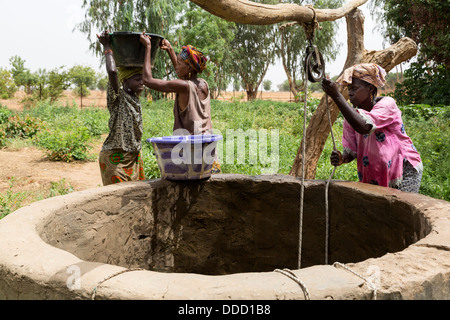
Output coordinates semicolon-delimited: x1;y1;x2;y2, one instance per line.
303;41;325;83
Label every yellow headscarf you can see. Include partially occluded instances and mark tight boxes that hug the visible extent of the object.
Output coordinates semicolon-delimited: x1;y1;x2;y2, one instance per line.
118;67;142;83
337;63;387;88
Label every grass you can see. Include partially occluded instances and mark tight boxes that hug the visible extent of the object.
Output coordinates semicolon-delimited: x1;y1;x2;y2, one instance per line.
0;98;448;219
0;177;74;218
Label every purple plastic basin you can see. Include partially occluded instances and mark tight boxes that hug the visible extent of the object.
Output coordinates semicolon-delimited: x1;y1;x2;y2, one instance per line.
147;135;223;181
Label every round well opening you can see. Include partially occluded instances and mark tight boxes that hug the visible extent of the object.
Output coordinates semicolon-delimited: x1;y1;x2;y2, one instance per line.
40;175;429;275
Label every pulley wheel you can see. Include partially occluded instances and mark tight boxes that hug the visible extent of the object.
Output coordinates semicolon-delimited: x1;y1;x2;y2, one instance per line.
304;51;325;83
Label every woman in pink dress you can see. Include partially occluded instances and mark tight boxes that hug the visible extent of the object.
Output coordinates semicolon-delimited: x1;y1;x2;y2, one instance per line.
322;63;423;192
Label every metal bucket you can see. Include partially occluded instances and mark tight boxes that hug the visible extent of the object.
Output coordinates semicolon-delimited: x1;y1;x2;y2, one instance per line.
109;32;164;68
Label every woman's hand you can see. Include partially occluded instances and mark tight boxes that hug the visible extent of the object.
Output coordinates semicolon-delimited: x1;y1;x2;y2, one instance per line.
96;30;110;47
330;150;344;167
321;78;340;99
139;32;152;49
160;39;172;51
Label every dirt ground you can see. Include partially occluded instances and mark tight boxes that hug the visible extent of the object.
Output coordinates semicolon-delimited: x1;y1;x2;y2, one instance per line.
0;91;107;201
0;143;103;199
0;89;319;204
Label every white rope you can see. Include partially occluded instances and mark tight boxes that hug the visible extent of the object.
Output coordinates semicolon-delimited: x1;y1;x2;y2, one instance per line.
333;262;378;300
91;268;144;300
274;268;310;300
298;73;308;269
325;93;337;265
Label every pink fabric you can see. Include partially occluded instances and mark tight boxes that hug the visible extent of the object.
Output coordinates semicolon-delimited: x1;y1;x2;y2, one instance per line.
342;97;422;187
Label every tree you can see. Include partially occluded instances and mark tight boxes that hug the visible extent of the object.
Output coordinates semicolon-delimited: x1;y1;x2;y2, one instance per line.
46;67;70;102
180;3;236;98
392;62;450;106
370;0;450;105
263;79;272;91
68;65;97;101
188;1;417;178
231;20;278;100
290;9;417;178
97;74;109;92
0;68;17;99
370;0;449;68
77;0;186;83
9;55;38;95
189;0;369;24
277;0;343;101
34;68;49;101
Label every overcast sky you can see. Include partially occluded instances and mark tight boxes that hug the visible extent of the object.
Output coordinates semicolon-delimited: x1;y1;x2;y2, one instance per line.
0;0;385;88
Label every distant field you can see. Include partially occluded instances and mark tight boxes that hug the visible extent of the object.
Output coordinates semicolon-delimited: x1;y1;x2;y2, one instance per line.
0;90;325;111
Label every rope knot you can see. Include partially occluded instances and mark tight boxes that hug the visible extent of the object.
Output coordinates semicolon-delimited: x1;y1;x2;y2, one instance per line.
301;5;322;42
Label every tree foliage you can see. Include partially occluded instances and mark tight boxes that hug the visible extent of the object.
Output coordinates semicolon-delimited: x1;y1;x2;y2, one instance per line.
231;22;278;100
370;0;450;105
68;65;97;97
0;68;16;99
179;3;236;97
392;63;450;105
371;0;449;67
77;0;186;80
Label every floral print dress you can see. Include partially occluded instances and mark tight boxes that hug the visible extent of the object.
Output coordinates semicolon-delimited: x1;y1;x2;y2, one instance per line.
342;97;422;190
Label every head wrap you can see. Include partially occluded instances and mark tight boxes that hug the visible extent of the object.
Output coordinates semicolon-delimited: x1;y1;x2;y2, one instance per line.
118;67;142;83
337;63;387;88
179;45;208;73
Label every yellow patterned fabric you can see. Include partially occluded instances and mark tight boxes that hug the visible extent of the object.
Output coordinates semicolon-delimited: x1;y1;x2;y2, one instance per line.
337;63;386;88
118;67;142;83
211;160;222;174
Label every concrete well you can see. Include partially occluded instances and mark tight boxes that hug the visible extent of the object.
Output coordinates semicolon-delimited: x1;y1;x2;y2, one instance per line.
0;174;449;299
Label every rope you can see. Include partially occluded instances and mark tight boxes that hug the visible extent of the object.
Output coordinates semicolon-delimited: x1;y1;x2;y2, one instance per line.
325;94;337;265
91;268;144;300
301;5;322;42
274;268;310;300
333;262;378;300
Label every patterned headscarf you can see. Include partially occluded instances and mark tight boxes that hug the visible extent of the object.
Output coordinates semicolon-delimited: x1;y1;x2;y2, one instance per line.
337;63;387;88
179;45;208;73
118;67;142;83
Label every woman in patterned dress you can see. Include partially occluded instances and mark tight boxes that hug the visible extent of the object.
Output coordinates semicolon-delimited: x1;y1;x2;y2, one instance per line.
322;63;423;193
96;30;146;185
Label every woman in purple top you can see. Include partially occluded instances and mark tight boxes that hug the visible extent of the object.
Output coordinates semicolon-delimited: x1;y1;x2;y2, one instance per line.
322;63;423;193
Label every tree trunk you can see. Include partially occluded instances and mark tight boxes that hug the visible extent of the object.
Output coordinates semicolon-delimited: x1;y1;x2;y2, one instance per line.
289;9;418;179
189;0;369;25
246;90;258;101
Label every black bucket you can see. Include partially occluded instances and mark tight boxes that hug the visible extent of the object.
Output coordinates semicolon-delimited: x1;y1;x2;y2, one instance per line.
109;32;164;68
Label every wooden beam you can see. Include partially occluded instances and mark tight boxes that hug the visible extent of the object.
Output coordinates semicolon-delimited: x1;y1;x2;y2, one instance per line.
189;0;368;25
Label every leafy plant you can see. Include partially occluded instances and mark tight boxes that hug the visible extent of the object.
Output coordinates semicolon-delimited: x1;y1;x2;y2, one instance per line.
3;114;41;139
34;126;92;162
392;63;450;106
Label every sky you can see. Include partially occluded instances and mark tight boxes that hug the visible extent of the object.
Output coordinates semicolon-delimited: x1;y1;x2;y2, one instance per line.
0;0;386;89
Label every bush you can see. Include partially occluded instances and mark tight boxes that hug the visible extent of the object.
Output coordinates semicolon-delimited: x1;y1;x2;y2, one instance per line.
34;126;92;162
3;114;41;139
0;105;13;124
393;63;450;106
400;104;450;121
